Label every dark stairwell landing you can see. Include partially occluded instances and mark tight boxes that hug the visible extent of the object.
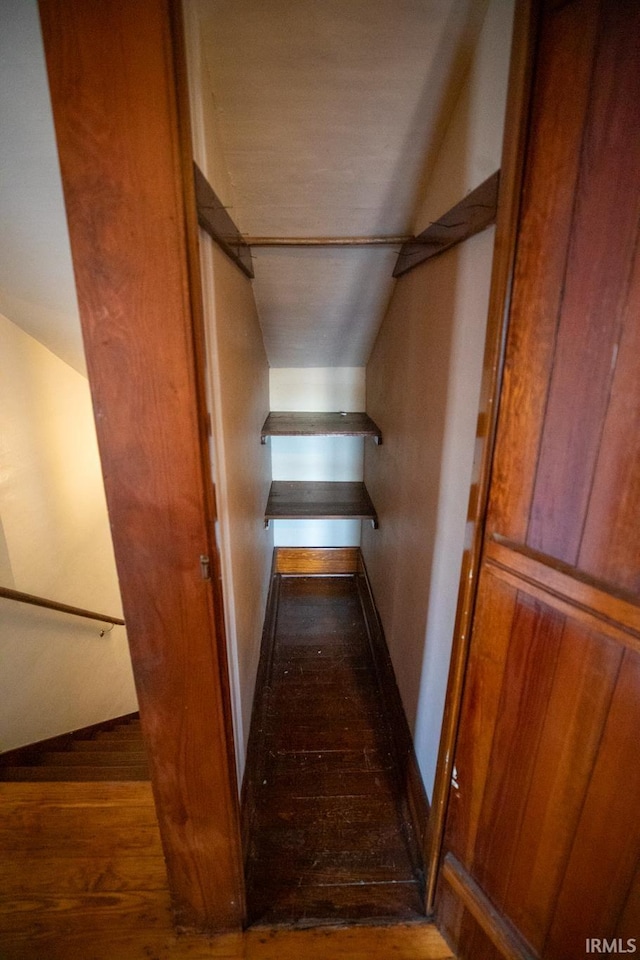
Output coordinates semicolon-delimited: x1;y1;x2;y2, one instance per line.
243;570;427;926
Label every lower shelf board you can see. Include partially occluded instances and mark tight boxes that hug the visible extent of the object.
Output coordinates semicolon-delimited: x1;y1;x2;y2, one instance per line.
265;481;378;527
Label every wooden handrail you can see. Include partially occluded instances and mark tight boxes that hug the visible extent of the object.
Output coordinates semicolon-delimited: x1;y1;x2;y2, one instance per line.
0;586;125;627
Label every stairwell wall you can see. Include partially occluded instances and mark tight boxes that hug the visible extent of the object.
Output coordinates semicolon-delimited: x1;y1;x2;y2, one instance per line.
0;315;137;752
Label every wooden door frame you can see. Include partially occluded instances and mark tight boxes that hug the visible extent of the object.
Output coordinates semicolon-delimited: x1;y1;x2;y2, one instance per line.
39;0;245;933
424;0;540;914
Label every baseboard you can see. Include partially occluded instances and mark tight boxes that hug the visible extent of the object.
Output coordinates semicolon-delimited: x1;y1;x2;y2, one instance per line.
274;546;359;575
0;712;140;767
356;551;431;873
240;554;281;866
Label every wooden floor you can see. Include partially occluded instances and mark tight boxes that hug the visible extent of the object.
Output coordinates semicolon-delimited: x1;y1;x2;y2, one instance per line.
0;780;453;959
244;575;425;926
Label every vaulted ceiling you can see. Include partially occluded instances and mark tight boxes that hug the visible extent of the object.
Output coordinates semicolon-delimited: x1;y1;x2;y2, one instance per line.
193;0;489;368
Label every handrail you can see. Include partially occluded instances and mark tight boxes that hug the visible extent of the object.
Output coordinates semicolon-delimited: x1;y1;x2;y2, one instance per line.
0;586;125;627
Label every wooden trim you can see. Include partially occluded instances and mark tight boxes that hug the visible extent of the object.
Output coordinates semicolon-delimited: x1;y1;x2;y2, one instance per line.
0;586;125;627
393;172;500;278
194;163;254;279
426;0;540;914
274;547;360;575
169;0;246;902
485;539;640;653
0;713;140;768
441;854;538;960
356;553;431;882
240;562;280;868
39;0;244;932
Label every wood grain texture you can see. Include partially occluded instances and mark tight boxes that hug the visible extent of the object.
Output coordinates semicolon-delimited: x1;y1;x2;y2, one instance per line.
543;648;640;959
393;173;500;278
243;575;425;926
441;856;536;960
265;481;377;523
578;228;640;594
261;412;382;442
485;539;640;645
274;547;359;575
439;3;640;954
486;0;600;541
526;0;640;563
38;0;243;931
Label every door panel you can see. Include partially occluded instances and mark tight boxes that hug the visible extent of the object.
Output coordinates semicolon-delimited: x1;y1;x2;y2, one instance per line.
437;0;640;956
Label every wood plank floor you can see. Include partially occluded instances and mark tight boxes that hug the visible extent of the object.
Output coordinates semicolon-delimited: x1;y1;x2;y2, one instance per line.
0;781;453;959
244;575;425;926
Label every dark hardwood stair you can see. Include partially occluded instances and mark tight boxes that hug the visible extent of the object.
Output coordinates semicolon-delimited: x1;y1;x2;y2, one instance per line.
0;716;150;782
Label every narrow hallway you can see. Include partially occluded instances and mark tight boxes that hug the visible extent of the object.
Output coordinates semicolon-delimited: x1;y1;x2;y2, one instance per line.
244;569;425;926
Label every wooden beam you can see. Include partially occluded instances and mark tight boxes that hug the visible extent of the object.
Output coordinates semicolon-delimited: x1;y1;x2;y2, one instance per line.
393;172;500;278
194;164;254;278
38;0;244;933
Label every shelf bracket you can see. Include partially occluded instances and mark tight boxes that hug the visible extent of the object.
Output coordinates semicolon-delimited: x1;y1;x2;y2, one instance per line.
264;518;270;529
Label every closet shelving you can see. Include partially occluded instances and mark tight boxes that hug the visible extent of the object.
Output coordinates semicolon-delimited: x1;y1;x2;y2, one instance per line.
262;411;381;528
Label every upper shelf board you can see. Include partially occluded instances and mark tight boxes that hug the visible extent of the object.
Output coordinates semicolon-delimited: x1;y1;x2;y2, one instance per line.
261;412;382;444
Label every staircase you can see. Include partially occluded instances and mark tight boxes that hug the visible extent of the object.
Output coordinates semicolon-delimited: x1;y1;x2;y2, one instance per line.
0;715;150;781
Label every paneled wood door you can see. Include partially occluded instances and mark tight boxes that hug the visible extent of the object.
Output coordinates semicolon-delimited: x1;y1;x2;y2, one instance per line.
436;1;640;958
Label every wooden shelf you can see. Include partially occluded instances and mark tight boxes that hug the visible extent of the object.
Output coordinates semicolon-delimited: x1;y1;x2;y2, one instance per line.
261;412;382;444
265;482;378;527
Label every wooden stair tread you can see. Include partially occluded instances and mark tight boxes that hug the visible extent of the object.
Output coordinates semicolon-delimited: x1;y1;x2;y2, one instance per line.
261;411;382;442
43;751;148;765
0;766;150;781
265;481;378;524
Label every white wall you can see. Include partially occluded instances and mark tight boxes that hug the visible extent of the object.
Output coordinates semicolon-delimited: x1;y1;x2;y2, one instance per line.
362;0;515;798
0;315;137;751
269;368;365;547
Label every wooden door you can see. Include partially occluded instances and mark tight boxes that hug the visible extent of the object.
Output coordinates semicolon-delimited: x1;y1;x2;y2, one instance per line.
436;1;640;957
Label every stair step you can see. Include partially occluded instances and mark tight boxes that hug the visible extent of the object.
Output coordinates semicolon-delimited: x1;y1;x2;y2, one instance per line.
93;729;142;743
42;751;148;766
0;765;150;781
71;739;145;752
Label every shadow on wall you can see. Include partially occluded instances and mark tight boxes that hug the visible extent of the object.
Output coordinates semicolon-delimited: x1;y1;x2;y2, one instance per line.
362;72;496;797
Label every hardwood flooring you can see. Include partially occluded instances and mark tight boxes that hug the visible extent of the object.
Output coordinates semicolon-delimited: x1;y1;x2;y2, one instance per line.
0;781;452;959
244;575;425;926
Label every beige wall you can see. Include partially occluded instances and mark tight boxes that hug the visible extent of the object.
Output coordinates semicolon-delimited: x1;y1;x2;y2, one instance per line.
186;5;273;780
362;0;514;798
199;240;273;781
0;315;137;751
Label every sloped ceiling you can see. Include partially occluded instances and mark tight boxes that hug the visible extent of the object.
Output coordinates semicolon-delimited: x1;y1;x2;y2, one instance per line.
0;0;84;375
0;1;488;375
195;0;488;367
